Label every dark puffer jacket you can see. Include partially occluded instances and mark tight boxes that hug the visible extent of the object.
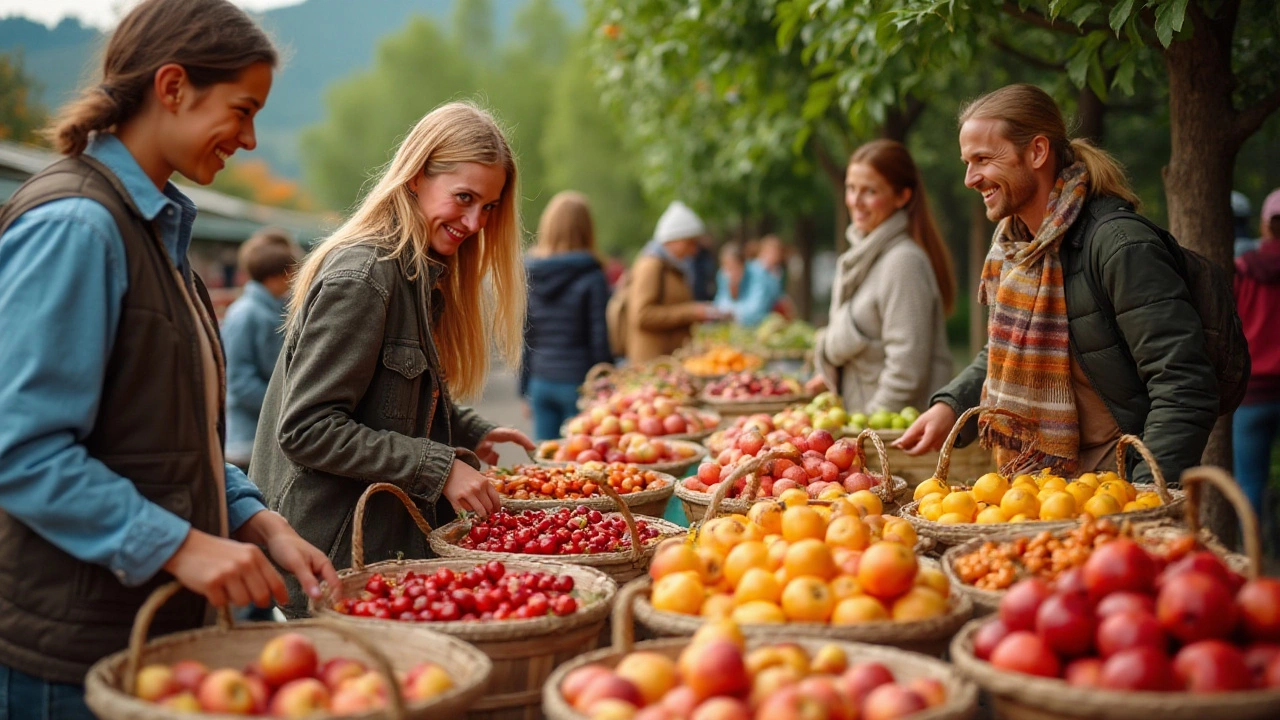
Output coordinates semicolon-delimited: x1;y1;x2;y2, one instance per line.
932;195;1219;486
521;251;613;395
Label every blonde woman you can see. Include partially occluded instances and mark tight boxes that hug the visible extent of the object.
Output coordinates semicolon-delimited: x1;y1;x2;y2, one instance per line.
522;191;612;440
251;102;534;616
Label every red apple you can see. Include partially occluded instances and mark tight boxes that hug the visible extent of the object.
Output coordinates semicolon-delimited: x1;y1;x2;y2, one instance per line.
1099;647;1174;691
404;662;454;700
1157;571;1238;643
839;662;895;706
825;441;858;471
318;657;366;692
843;473;874;493
638;417;664;437
660;686;699;716
754;686;828;720
1083;538;1156;600
999;578;1054;632
1096;610;1167;658
690;696;752;720
1064;658;1104;688
171;659;209;693
1095;591;1156;618
972;618;1013;661
1174;640;1252;692
807;430;835;454
1054;567;1088;599
1267;655;1280;689
196;669;256;715
259;632;319;687
244;675;270;714
1036;592;1095;657
1243;643;1280;687
663;414;688;435
330;684;383;714
905;677;947;707
1237;578;1280;642
990;632;1061;678
1159;551;1239;590
576;673;644;712
862;684;929;720
682;639;749;701
269;678;331;717
561;665;613;708
797;676;855;720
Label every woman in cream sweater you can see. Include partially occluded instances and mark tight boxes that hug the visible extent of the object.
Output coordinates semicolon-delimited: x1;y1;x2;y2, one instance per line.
813;139;956;413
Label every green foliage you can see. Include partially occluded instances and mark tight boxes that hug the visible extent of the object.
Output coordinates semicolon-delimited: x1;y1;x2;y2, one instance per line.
0;53;45;144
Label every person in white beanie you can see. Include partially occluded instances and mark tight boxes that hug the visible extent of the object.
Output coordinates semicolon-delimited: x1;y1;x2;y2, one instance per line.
623;201;726;362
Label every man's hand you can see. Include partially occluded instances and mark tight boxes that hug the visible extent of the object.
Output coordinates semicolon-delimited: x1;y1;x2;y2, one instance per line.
892;402;958;455
235;510;340;600
474;426;535;466
163;529;288;608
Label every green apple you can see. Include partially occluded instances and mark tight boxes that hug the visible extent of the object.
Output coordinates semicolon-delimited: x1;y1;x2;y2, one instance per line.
868;411;892;430
850;412;869;427
890;415;910;430
826;408;850;426
899;406;920;423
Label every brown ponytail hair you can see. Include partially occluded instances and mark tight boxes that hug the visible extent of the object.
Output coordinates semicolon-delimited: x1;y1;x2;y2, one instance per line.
45;0;277;156
849;139;957;314
959;83;1141;209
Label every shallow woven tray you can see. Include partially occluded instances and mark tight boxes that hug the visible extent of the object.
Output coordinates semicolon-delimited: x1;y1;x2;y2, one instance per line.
543;579;978;720
494;467;678;519
531;440;707;478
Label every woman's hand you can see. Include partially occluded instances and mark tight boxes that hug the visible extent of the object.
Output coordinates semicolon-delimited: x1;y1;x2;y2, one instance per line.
805;375;830;395
163;529;289;608
235;510;341;600
892;402;957;455
443;459;502;517
474;426;535;466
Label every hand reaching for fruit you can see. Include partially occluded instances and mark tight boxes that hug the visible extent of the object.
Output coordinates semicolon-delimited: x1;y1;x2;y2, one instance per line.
162;529;290;609
893;402;956;455
236;509;341;600
474;426;535;466
444;460;502;517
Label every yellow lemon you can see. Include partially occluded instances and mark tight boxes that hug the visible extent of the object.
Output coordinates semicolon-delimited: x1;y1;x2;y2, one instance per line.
918;492;946;507
1119;480;1138;502
819;484;846;501
937;512;972;525
975;506;1008;524
1083;493;1123;517
848;490;883;517
1136;494;1163;509
1096;481;1130;505
940;491;978;521
972;473;1010;505
1008;513;1031;522
1012;474;1037;487
1065;481;1096;509
1040;476;1068;493
778;488;810;508
1123;501;1145;513
1039;491;1077;521
1075;472;1100;489
913;478;949;502
1000;487;1040;518
920;500;945;522
1036;487;1060;505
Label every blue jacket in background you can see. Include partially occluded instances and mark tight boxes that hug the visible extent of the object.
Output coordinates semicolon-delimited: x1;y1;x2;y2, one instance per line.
220;280;287;461
521;251;613;396
715;260;784;327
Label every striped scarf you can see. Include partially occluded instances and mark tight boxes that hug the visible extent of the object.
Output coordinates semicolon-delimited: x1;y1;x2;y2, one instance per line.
978;163;1090;475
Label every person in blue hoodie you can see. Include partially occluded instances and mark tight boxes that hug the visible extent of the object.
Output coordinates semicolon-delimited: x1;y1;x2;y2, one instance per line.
522;192;614;439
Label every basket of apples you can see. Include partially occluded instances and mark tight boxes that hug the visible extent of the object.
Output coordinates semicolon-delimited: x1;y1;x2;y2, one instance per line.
676;429;908;524
543;581;979;720
629;483;973;656
533;433;708;477
699;371;815;417
948;465;1280;720
488;461;678;518
428;479;686;584
84;582;491;720
578;359;700;408
561;395;722;443
898;407;1183;549
309;483;617;720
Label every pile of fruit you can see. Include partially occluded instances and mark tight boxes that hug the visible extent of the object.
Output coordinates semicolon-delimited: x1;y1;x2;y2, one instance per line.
488;463;669;501
850;408;919;432
333;562;581;622
681;346;764;377
534;435;701;467
687;428;885;501
910;469;1162;525
703;372;805;401
970;536;1280;692
563;398;719;438
457;505;664;555
952;517;1123;591
649;496;947;625
560;621;948;719
581;366;699;406
131;633;452;715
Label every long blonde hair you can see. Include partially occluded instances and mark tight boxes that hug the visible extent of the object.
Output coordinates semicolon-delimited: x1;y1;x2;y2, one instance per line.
529;191;599;260
287;101;525;400
959;83;1141;209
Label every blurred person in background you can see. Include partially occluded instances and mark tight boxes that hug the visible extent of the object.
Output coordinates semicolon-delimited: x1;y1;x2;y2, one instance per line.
624;200;726;362
1234;190;1259;258
810;139;956;413
1233;188;1280;535
714;235;786;327
521;192;613;440
221;228;301;469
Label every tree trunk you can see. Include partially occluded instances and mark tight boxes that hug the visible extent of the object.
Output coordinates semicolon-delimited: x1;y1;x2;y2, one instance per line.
968;196;990;357
1162;2;1243;543
1076;85;1106;143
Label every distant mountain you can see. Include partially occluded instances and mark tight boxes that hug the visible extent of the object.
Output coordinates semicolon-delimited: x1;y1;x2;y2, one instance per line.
0;0;582;177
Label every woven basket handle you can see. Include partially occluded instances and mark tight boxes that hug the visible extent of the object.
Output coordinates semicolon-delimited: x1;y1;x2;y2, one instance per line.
1180;466;1261;580
1113;434;1172;504
311;617;409;719
352;483;435;572
702;449;800;524
610;577;651;654
855;429;892;482
933;406;1026;482
123;582;233;696
582;363;616;388
583;469;643;561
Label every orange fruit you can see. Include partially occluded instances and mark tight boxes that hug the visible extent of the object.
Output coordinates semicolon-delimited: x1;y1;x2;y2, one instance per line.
723;541;769;588
699;593;736;619
912;478;949;502
891;586;948;621
1039;491;1077;521
999;486;1039;519
778;488;809;508
1065;481;1095;509
734;567;782;605
690;618;745;649
825;514;871;551
914;566;950;597
780;577;836;622
975;506;1007;524
731;600;786;624
765;538;789;571
781;506;826;543
699;517;747;557
651;571;704;615
747;501;783;535
881;517;918;548
856;541;919;600
847;490;883;517
829;575;863;601
697;547;725;587
940;491;977;521
972;473;1009;505
649;539;701;580
831;596;889;624
783;539;838;581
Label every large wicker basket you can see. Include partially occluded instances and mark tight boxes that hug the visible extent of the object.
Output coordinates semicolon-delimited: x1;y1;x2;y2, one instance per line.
531;440;707;480
309;483;618;720
428;481;685;584
949;466;1279;720
494;464;678;519
543;580;979;719
899;407;1184;549
85;582;491;720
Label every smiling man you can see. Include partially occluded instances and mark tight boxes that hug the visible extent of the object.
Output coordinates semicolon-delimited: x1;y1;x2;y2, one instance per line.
895;84;1219;488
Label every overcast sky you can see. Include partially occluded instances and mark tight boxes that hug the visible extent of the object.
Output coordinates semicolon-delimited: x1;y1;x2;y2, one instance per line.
0;0;303;28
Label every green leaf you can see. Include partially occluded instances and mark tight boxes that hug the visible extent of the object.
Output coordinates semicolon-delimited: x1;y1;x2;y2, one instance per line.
1154;0;1190;47
1108;0;1137;33
1086;58;1108;101
1068;1;1102;27
1111;55;1137;95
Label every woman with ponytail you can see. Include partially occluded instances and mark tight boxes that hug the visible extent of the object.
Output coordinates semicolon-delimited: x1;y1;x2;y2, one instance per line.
248;101;535;617
0;1;337;713
812;139;956;414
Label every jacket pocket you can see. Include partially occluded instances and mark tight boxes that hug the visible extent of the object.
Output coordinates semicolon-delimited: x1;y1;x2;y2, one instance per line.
380;341;428;420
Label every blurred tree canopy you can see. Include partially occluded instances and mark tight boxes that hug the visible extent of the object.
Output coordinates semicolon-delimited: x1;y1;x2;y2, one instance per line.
0;53;46;144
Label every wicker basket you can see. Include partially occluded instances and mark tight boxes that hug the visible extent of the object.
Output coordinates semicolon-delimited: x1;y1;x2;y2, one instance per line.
558;409;722;445
495;464;679;519
543;580;978;719
84;582;491;720
309;483;618;720
675;432;910;525
949;466;1278;719
899;407;1184;549
531;440;707;480
698;389;817;419
428;481;686;584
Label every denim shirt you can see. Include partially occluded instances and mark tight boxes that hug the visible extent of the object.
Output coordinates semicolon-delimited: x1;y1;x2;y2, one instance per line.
0;134;267;587
714;260;784;327
220;280;287;460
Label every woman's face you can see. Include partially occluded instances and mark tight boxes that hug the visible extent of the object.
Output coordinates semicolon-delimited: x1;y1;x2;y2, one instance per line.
166;62;273;186
845;162;911;235
411;162;506;257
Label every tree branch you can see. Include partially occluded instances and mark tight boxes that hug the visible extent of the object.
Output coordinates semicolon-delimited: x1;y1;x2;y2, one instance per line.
990;37;1067;71
1235;85;1280;145
1000;1;1106;36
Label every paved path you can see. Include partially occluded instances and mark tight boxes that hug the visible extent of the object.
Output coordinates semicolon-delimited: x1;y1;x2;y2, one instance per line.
471;366;536;468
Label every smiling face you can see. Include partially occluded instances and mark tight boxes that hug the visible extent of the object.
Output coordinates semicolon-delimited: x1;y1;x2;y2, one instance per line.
845;162;911;235
959;117;1042;224
410;162;507;257
163;62;272;185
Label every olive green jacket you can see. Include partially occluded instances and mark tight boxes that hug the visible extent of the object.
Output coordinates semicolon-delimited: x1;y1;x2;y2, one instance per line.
250;244;495;616
932;196;1219;486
